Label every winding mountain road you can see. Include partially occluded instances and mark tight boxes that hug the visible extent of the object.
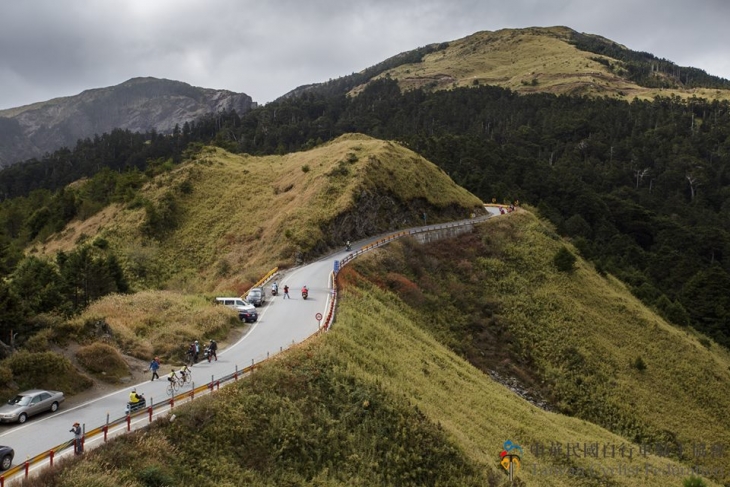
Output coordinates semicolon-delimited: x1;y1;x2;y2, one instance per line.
0;206;501;481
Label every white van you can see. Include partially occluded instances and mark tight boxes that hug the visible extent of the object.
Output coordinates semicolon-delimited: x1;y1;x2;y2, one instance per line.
215;297;256;312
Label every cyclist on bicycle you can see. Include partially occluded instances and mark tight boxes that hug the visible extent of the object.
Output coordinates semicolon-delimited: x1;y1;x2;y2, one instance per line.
180;365;190;383
168;369;177;384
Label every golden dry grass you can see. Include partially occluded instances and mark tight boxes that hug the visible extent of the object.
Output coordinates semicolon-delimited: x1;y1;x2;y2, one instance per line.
13;178;728;485
480;213;730;449
30;134;482;295
331;280;724;486
70;290;240;363
342;209;730;484
75;342;130;382
350;26;730;103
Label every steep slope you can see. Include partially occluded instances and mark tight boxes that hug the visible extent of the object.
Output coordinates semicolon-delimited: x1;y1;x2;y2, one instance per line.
0;77;255;168
22;216;722;487
346;210;730;484
288;26;730;103
29;134;483;294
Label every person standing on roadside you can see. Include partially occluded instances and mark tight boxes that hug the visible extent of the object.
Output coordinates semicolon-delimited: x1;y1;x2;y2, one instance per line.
283;284;290;299
149;356;160;381
194;340;200;362
70;422;83;454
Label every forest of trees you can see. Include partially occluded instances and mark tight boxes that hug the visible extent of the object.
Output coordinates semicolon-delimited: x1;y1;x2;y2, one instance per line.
568;31;730;89
2;78;730;348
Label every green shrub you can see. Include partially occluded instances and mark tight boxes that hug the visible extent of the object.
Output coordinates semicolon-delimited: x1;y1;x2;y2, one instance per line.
75;342;130;382
216;259;231;277
23;329;53;353
6;351;93;394
137;465;175;487
93;237;109;249
178;179;193;195
553;246;577;273
0;365;13;387
683;476;708;487
327;161;350;177
633;356;647;372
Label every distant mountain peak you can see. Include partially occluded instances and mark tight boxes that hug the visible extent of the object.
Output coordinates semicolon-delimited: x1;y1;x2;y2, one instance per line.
0;77;255;168
282;25;730;103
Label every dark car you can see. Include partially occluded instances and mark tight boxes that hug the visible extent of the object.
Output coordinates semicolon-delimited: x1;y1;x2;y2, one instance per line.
247;287;266;307
0;445;13;470
0;389;65;424
238;307;258;323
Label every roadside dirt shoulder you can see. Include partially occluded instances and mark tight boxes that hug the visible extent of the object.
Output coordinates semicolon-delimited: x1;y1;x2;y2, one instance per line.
60;324;251;410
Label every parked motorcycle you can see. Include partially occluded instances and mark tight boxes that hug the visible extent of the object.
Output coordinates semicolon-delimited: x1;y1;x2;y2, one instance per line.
204;346;216;362
125;393;146;415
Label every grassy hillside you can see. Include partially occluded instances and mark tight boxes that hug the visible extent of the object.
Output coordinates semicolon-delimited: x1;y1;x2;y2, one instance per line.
29;134;483;294
70;290;243;362
349;26;730;102
4;133;483;397
345;209;730;485
23;263;718;487
24;210;726;486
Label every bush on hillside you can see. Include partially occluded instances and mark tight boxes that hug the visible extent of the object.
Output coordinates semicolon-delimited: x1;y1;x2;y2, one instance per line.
0;366;12;387
76;342;130;382
553;246;577;273
22;329;53;353
5;351;93;394
632;356;647;372
683;476;708;487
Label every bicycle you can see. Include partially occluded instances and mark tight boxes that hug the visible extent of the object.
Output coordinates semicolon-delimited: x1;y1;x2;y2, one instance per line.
179;370;193;387
166;377;180;396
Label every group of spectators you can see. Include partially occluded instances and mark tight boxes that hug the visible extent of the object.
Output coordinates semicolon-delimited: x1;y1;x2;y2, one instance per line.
147;339;218;382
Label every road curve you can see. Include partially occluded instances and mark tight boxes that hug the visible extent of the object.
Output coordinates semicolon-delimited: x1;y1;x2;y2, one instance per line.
0;206;502;477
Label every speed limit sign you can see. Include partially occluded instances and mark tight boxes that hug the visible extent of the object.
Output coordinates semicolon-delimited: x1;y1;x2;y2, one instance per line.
315;313;323;321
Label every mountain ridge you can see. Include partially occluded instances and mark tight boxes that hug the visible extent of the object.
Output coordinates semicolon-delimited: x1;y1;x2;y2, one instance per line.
283;25;730;102
26;134;483;292
0;77;255;168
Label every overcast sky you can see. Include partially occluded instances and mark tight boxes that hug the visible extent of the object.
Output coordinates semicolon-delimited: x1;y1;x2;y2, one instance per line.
1;0;729;110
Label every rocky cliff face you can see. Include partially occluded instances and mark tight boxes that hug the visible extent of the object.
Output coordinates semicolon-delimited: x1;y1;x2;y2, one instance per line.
0;77;255;168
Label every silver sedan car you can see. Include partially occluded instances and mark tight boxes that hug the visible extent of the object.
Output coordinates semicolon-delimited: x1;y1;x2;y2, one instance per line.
0;389;65;424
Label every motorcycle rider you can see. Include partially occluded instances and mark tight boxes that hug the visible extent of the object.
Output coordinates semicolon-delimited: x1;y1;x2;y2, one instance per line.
208;339;218;361
129;388;144;406
271;281;278;295
302;285;309;298
346;240;351;251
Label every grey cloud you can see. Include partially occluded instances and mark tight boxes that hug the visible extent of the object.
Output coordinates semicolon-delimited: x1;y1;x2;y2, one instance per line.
0;0;728;109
